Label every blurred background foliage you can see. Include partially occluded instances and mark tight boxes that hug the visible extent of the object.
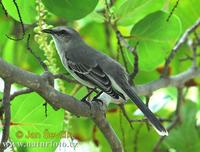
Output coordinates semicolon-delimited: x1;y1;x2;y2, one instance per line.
0;0;200;152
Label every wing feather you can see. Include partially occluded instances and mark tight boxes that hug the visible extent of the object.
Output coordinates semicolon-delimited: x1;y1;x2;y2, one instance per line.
66;58;121;99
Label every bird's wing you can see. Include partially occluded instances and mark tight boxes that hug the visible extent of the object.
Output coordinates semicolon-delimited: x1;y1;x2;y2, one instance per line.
66;58;123;99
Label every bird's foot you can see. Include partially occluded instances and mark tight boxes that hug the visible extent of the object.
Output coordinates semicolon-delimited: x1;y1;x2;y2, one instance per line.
81;98;92;109
92;90;104;106
92;98;104;106
92;98;106;118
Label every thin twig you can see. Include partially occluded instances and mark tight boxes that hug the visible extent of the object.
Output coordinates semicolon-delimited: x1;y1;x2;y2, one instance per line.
104;0;129;71
104;0;140;81
192;31;200;67
194;31;200;44
119;108;127;152
13;0;25;35
0;88;32;102
119;104;133;129
133;124;142;152
0;0;8;16
117;34;129;71
27;34;49;71
43;102;48;117
128;42;139;85
0;88;33;122
0;81;11;151
104;0;112;23
115;31;140;83
166;0;180;22
179;54;193;62
161;18;200;77
6;0;25;40
115;31;137;53
144;96;151;131
104;22;115;59
191;41;197;67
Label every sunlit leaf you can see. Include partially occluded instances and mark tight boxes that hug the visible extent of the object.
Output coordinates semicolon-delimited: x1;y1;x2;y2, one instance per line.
0;18;13;46
169;0;200;31
0;91;2;99
115;0;165;26
129;11;182;71
69;117;94;141
41;0;98;21
9;93;64;152
164;102;200;152
96;104;159;152
2;0;37;24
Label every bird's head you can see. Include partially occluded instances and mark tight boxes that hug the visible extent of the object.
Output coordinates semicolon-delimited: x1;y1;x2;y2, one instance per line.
42;26;81;45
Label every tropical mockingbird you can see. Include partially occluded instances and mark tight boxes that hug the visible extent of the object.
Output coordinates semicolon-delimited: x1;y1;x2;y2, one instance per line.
42;26;168;136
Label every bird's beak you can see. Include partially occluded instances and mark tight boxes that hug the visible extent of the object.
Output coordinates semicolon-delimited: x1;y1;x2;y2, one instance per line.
42;29;55;34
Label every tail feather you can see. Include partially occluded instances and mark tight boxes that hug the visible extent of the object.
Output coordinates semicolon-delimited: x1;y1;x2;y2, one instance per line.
123;86;168;136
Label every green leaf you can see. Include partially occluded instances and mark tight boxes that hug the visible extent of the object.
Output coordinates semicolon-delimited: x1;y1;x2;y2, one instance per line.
169;0;200;31
69;117;94;141
0;91;2;100
78;11;105;25
9;93;64;152
41;0;98;21
115;0;165;26
0;18;13;46
80;22;116;57
2;39;16;64
2;0;37;24
171;43;192;75
134;69;160;84
96;104;160;152
164;102;200;152
129;11;182;71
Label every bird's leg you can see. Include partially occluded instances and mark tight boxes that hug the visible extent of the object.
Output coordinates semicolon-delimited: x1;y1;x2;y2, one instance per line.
81;87;96;102
81;87;97;109
92;91;104;106
94;90;103;99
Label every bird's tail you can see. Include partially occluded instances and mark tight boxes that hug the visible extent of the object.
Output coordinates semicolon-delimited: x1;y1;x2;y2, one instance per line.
122;85;168;136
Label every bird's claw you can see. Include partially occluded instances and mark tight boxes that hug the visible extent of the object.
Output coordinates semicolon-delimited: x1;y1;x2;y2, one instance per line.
81;98;92;109
92;98;104;106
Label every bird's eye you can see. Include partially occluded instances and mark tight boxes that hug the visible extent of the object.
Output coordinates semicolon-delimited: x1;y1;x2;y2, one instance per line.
59;30;69;35
60;30;66;34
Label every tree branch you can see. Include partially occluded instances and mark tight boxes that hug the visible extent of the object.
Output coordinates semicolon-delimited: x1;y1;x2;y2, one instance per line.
0;55;199;151
136;66;200;96
161;18;200;77
92;102;123;152
1;57;200;107
0;58;122;151
0;81;11;151
0;88;33;102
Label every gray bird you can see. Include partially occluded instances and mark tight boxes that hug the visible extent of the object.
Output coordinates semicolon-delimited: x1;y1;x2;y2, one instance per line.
42;26;168;136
